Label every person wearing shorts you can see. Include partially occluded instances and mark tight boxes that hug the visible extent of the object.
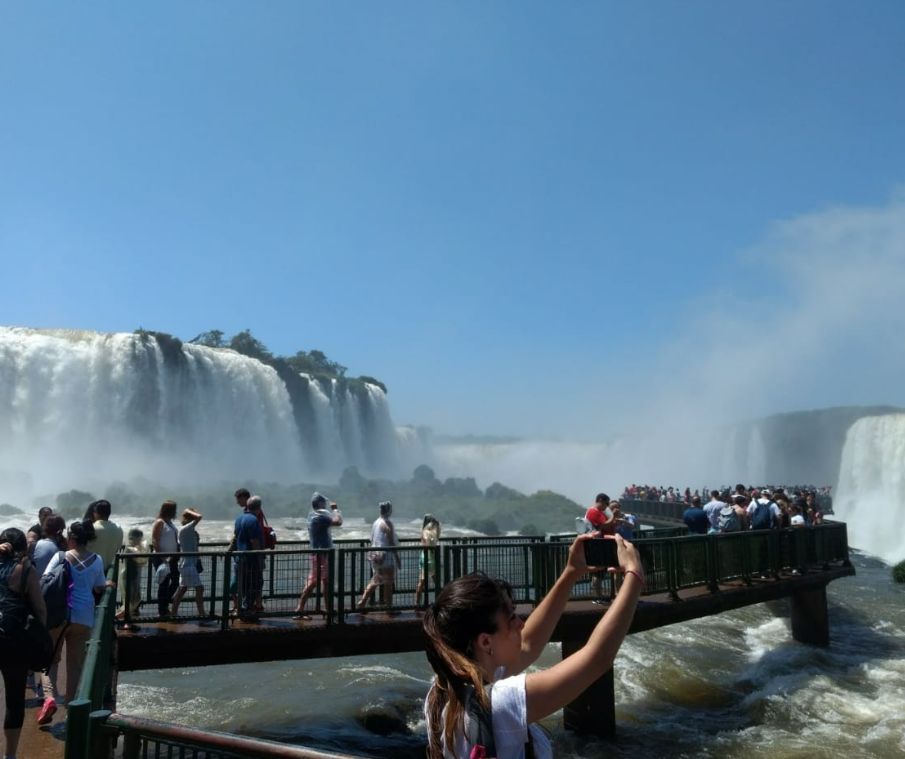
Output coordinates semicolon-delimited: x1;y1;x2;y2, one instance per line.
294;492;342;620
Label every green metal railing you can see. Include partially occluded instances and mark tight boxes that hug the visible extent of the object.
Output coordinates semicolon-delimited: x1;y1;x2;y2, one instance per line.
115;524;851;627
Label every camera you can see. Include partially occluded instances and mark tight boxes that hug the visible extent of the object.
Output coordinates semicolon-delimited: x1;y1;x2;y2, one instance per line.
583;536;619;567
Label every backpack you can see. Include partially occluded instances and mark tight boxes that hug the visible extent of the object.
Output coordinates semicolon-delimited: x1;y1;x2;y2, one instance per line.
0;560;27;637
262;512;277;550
718;505;741;533
750;500;774;531
575;517;593;535
40;551;72;630
463;686;496;759
463;685;535;759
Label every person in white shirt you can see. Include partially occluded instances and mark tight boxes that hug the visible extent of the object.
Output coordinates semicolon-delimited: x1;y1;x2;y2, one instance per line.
423;534;643;759
91;499;124;571
703;491;726;533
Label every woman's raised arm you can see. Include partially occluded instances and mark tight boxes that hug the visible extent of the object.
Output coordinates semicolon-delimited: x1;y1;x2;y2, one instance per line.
512;534;595;673
524;535;643;723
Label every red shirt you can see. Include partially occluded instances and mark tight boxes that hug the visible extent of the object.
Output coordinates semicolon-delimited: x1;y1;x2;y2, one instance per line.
585;506;615;535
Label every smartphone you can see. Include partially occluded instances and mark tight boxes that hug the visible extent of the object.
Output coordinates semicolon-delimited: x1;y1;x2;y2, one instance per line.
583;536;619;567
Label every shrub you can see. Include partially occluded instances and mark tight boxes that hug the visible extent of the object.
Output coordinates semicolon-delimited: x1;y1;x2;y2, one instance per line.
892;560;905;584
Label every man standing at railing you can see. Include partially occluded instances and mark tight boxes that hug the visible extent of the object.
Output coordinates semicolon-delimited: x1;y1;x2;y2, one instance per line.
294;492;342;620
234;496;264;623
91;499;124;571
703;490;726;535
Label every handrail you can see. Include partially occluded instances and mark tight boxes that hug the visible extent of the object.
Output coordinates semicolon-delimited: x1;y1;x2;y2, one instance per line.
115;524;852;625
99;711;365;758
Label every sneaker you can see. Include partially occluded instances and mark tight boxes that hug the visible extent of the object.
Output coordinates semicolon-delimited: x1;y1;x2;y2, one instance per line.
37;697;57;725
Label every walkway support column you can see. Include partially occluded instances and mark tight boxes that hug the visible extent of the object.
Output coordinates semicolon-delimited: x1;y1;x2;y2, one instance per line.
790;584;829;647
561;639;615;738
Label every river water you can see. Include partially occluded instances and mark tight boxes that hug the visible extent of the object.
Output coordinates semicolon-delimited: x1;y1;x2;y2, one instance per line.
6;512;901;757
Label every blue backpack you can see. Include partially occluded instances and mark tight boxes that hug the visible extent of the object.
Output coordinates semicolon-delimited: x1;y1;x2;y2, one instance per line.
750;500;774;531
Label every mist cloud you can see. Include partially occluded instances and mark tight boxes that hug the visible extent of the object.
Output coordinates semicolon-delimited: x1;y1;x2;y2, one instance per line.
622;191;905;431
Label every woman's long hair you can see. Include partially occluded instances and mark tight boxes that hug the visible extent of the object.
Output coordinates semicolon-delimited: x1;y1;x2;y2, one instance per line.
158;500;177;521
423;573;513;759
67;519;96;547
421;515;441;546
0;528;27;559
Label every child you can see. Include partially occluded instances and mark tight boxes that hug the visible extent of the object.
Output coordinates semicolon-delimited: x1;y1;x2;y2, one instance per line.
117;528;148;629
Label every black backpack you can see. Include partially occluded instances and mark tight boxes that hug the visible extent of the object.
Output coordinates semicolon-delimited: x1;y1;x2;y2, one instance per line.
40;551;72;630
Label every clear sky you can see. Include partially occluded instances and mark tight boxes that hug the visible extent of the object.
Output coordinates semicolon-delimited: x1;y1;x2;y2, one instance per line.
3;2;904;439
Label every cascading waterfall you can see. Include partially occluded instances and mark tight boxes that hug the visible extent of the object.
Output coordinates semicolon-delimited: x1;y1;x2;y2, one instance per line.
835;413;905;562
0;327;407;497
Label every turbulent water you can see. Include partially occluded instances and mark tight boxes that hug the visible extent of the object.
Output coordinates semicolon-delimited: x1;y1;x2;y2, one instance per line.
62;517;897;759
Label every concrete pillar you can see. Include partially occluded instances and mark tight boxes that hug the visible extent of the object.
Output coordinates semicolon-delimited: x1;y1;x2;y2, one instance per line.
790;584;830;647
561;639;615;738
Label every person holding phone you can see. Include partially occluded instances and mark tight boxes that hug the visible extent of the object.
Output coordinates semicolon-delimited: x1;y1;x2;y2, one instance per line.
423;534;643;759
584;493;615;601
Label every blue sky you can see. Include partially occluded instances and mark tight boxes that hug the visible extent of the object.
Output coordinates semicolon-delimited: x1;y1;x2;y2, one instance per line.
3;2;905;438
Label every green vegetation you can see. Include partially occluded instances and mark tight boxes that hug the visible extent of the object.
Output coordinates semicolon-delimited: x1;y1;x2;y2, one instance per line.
37;466;581;536
184;328;383;391
134;327;384;392
893;560;905;584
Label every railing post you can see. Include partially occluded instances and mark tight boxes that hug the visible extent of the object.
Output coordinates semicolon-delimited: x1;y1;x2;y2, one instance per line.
707;534;719;593
221;553;232;631
337;548;346;624
88;709;114;758
326;550;335;624
209;553;218;617
65;699;92;759
668;540;679;601
121;556;131;625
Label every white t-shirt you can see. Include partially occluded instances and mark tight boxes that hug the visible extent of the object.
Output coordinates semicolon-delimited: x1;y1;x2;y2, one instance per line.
790;514;806;526
425;671;553;759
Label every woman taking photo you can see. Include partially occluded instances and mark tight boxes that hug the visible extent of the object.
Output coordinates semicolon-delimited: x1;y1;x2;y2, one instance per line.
0;528;46;757
39;519;110;725
423;533;643;759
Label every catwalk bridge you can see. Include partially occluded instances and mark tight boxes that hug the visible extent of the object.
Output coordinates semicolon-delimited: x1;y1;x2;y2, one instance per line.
64;514;853;759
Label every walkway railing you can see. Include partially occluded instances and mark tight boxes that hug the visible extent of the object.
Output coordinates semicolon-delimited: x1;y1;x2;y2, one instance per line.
115;522;850;625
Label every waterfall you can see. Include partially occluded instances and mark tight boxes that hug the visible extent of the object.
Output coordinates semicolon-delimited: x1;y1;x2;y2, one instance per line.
835;414;905;562
0;327;406;497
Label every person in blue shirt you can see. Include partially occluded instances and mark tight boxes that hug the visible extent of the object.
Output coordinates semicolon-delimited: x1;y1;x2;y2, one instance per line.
293;492;342;620
234;496;264;622
682;496;710;535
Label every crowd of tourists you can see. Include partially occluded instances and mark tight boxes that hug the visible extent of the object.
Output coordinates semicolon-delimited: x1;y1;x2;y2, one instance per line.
619;484;827;535
621;483;831;505
0;501;118;757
